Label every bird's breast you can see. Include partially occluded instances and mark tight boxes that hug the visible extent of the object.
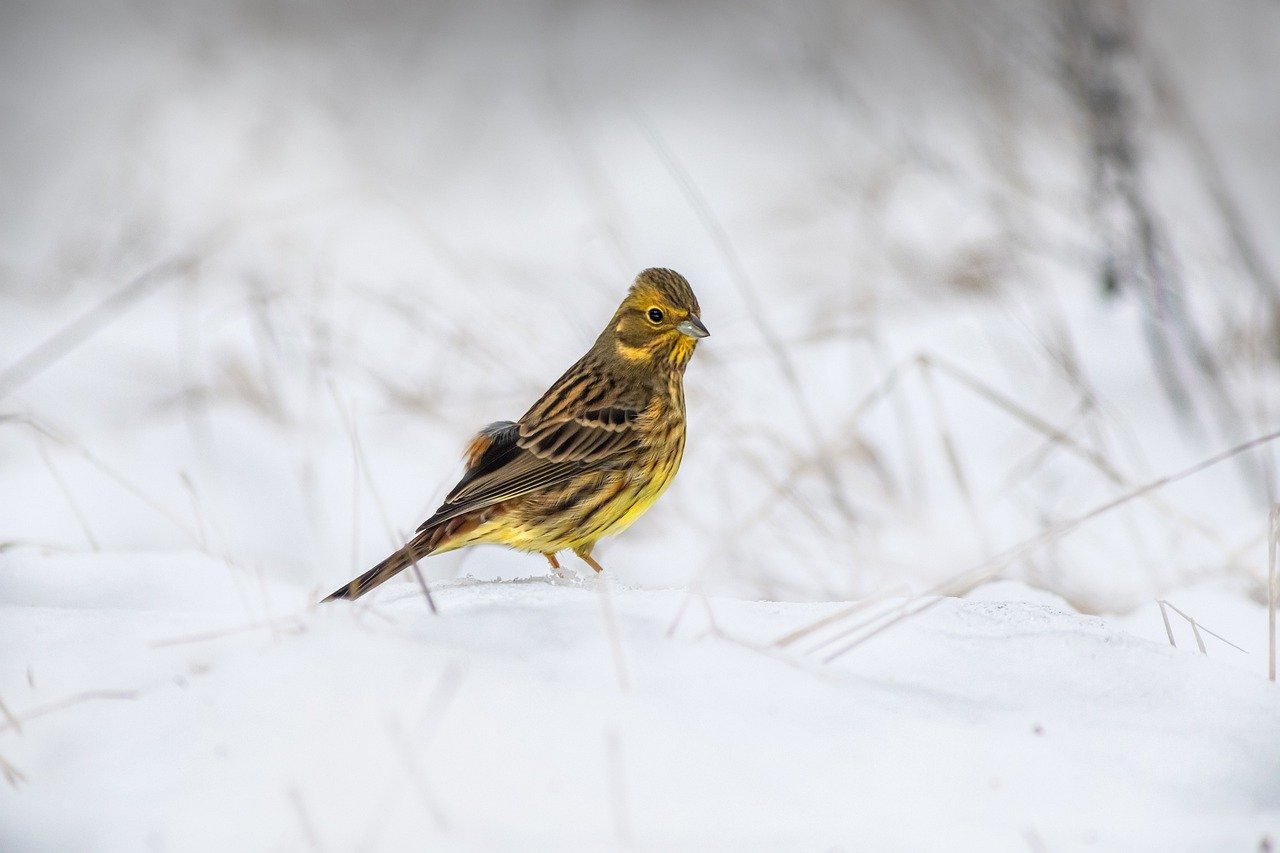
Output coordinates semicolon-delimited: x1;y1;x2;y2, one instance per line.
588;380;687;539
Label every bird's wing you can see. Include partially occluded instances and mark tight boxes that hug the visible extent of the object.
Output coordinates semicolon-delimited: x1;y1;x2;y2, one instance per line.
516;359;648;464
517;404;642;463
416;366;646;532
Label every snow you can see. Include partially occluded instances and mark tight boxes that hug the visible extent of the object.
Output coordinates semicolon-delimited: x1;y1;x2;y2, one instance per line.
4;1;1280;850
0;553;1276;851
2;555;1277;851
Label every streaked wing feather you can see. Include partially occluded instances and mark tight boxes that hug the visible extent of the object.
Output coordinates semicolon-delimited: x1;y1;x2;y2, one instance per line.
520;407;641;463
519;361;646;463
415;371;645;532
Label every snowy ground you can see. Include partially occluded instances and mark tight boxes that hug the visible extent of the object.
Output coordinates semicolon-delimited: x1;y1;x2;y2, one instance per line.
3;1;1280;850
2;553;1277;852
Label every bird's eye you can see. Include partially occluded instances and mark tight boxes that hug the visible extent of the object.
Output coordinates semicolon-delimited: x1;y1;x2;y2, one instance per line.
647;307;664;324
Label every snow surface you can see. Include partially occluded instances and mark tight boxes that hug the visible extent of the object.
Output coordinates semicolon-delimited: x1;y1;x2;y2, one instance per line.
3;1;1280;850
2;553;1277;852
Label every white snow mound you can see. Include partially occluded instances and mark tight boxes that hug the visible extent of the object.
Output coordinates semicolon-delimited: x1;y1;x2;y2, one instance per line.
1;550;1277;851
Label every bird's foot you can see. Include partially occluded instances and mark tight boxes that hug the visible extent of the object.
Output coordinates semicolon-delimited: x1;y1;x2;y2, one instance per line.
543;552;567;579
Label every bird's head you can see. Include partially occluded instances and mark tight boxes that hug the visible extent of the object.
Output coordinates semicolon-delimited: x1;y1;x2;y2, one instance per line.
602;268;708;370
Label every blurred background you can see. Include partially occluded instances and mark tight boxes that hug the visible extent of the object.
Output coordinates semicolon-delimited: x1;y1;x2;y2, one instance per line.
2;0;1279;612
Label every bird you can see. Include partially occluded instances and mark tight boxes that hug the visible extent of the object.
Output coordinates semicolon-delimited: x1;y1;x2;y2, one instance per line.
322;267;708;602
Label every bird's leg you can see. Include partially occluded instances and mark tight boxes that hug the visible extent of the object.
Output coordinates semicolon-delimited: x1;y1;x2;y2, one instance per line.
574;547;606;574
543;552;565;578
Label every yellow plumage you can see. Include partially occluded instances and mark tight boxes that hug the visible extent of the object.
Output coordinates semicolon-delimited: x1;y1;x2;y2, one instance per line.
323;268;707;601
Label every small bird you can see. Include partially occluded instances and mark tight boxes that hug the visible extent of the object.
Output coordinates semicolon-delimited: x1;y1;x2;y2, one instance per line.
323;268;708;602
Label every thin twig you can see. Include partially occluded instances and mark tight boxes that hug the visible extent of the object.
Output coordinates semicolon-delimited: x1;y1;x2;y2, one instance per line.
0;690;137;734
596;575;630;693
918;358;992;554
8;415;201;543
385;719;450;831
1146;53;1280;353
636;116;856;524
1156;600;1242;654
358;665;464;848
406;559;440;615
1157;599;1176;647
664;590;696;639
0;696;21;734
923;352;1230;551
0;254;198;401
327;379;437;614
820;427;1280;663
287;786;327;853
0;752;25;788
752;350;1234;566
772;585;911;649
149;616;307;648
33;431;99;550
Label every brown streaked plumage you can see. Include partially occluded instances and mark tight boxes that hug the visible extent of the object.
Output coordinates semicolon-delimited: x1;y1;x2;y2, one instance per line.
322;268;708;602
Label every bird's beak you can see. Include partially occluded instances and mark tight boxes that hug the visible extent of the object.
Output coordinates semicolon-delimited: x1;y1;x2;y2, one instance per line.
676;315;710;339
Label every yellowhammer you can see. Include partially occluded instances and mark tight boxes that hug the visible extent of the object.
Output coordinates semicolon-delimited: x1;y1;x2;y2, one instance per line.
323;268;708;601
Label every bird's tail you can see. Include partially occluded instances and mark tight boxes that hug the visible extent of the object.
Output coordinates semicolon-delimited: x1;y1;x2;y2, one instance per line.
322;505;492;603
321;536;434;602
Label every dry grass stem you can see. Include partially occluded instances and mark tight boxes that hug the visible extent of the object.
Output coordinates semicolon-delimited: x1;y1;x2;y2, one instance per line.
0;690;138;734
919;357;992;554
816;427;1280;663
0;752;26;789
0;696;22;735
922;353;1232;553
11;415;201;543
596;576;630;693
637;116;856;524
33;432;99;550
1158;599;1176;647
385;719;451;832
0;254;198;402
1157;601;1202;654
327;379;438;613
287;785;327;852
149;616;306;648
772;585;911;649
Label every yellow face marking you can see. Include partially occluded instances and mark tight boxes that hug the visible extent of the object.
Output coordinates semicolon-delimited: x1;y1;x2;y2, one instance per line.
613;327;672;363
615;340;654;362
